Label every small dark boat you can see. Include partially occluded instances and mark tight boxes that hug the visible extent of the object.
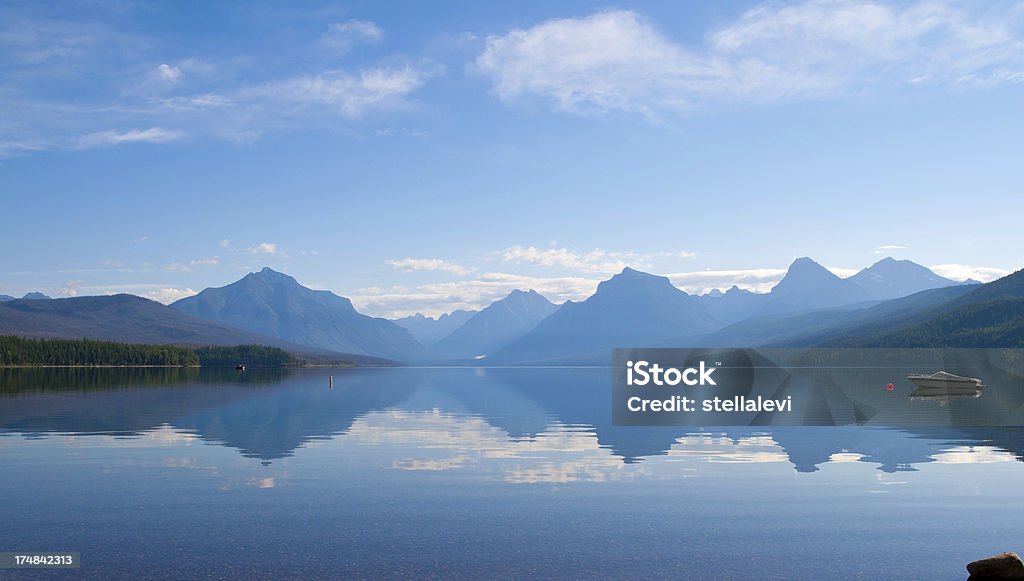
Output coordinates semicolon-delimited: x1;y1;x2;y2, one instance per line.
235;364;246;371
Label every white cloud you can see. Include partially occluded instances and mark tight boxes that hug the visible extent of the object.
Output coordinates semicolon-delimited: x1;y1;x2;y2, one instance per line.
667;268;787;295
475;10;707;116
74;127;185;148
501;246;606;272
251;66;434;118
475;3;1024;117
143;287;197;304
33;282;198;303
874;244;907;253
219;239;231;248
61;279;81;297
321;20;383;54
0;9;434;156
164;257;219;272
349;271;600;318
387;258;474;276
501;244;693;273
249;242;282;255
375;127;430;137
157;63;182;83
828;266;860;278
668;264;866;295
158;94;234;112
0;139;47;157
929;263;1012;282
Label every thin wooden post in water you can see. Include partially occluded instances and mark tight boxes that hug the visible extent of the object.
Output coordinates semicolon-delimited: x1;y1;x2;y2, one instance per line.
329;375;333;389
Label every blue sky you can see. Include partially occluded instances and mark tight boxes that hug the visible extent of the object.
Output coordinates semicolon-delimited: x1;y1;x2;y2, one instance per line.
2;0;1022;317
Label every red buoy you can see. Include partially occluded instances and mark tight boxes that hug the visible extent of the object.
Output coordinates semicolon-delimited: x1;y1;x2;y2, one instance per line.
886;383;894;391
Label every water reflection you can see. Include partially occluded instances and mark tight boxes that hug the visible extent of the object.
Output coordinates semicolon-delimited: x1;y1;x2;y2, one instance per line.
1;367;1023;478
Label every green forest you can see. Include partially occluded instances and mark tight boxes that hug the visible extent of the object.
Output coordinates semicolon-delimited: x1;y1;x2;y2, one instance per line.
0;336;297;367
858;299;1024;348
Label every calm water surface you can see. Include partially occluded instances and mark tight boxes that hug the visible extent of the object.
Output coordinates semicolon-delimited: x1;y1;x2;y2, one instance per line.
1;367;1023;579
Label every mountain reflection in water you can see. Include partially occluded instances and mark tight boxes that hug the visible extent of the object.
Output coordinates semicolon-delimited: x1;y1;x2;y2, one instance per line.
2;367;1022;476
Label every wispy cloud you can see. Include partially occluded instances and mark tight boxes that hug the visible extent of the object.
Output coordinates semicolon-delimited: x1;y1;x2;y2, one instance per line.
349;271;600;318
61;279;81;297
321;20;383;54
475;2;1024;118
46;282;197;303
0;9;437;156
249;242;283;256
157;93;235;112
387;258;474;276
874;244;907;254
501;245;695;273
375;127;430;137
364;247;701;313
669;264;859;295
164;257;219;273
143;287;197;303
667;268;788;295
929;263;1012;282
157;63;181;83
250;66;435;118
74;127;186;148
0;11;123;65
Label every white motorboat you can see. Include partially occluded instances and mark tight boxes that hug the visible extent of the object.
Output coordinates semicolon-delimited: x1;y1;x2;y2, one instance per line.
906;371;984;402
906;371;984;390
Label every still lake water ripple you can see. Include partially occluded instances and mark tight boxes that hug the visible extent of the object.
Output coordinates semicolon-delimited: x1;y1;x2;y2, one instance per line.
1;367;1023;579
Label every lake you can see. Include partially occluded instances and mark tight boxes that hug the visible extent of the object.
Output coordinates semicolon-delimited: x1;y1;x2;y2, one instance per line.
2;367;1023;579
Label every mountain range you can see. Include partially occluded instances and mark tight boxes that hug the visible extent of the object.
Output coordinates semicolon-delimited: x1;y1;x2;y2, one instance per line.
755;257;872;316
0;258;1017;364
492;268;717;363
394;310;477;346
171;267;425;361
0;292;51;302
0;294;330;353
847;257;957;300
430;289;558;359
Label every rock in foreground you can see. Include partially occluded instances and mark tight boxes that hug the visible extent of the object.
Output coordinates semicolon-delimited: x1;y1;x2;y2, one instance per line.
967;552;1024;580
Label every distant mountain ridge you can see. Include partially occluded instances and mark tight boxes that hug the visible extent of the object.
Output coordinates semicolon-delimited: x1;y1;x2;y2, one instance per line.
699;285;764;326
431;290;558;359
485;258;972;362
755;257;870;316
681;284;976;349
394;310;477;346
847;257;956;300
172;268;426;361
22;292;51;300
0;257;992;363
0;292;51;302
0;294;340;354
493;268;716;364
695;257;956;322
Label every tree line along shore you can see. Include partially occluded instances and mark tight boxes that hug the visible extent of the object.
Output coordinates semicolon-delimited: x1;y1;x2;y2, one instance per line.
0;335;298;368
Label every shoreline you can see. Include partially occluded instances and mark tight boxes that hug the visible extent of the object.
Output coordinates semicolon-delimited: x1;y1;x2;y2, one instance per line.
0;364;357;369
0;364;199;369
